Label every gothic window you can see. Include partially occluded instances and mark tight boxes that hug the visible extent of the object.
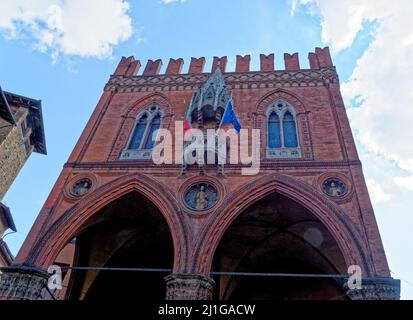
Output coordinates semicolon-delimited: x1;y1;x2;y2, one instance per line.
266;101;301;159
268;112;281;148
120;105;163;160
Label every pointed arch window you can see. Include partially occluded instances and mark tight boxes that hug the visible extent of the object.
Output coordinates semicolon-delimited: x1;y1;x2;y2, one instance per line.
266;101;301;159
121;105;163;160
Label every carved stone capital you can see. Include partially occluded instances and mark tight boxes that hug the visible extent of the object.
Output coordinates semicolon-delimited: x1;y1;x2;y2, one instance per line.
165;273;215;300
344;277;401;300
0;264;49;300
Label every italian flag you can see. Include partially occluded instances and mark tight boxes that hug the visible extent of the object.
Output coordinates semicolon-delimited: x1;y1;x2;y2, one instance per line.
183;99;192;132
183;117;191;132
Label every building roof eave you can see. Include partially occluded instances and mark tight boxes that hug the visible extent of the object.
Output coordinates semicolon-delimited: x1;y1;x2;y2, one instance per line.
0;202;17;232
0;86;16;125
3;90;47;155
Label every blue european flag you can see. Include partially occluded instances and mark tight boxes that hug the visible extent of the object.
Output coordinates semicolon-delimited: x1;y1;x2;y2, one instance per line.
221;99;241;133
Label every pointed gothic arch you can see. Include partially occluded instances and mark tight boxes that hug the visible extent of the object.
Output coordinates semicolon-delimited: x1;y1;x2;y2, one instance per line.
23;173;187;272
193;174;372;277
125;92;173;118
256;88;307;115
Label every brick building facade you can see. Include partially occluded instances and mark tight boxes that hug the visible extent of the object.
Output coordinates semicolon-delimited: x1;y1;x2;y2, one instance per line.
0;47;400;300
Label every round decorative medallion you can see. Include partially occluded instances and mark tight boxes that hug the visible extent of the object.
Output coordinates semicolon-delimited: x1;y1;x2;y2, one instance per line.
70;178;92;197
323;178;347;198
184;183;218;211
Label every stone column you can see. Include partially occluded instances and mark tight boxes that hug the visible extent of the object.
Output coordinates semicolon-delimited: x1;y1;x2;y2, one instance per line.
0;264;49;300
344;277;400;300
165;274;215;300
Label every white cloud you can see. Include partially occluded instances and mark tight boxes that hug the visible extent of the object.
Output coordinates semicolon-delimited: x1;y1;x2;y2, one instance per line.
366;179;392;204
293;2;413;297
292;0;389;52
0;0;133;60
394;175;413;192
135;26;147;46
293;0;413;192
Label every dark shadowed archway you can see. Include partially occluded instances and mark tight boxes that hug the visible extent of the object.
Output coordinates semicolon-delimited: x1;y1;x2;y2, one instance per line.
212;192;349;300
57;191;173;300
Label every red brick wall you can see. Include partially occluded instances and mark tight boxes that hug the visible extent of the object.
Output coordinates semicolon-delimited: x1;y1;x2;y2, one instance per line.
15;48;391;279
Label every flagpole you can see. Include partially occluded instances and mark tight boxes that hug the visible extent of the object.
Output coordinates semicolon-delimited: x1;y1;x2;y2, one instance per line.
185;95;196;120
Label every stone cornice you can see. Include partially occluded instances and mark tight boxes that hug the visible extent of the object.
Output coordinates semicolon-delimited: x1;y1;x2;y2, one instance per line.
64;159;361;170
105;67;339;93
344;277;401;300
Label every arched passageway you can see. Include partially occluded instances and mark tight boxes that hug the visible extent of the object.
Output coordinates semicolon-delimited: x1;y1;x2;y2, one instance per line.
212;192;349;300
53;191;174;300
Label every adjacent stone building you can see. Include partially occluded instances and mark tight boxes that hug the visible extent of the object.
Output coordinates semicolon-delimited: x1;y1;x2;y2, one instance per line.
0;88;47;199
0;87;46;268
0;48;400;300
0;203;16;266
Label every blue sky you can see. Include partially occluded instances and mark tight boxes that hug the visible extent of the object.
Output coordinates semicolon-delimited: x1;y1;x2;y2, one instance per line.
1;0;412;299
